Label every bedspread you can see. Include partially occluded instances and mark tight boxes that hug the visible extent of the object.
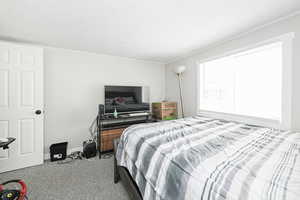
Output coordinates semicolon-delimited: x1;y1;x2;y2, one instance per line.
116;116;300;200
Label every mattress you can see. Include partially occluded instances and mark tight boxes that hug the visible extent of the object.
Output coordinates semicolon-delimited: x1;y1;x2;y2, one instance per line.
116;115;300;200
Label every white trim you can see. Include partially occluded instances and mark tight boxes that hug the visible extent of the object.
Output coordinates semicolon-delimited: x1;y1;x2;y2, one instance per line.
199;110;280;129
195;64;201;113
44;146;83;161
0;39;164;65
166;10;300;64
195;33;294;130
280;34;293;130
195;32;294;65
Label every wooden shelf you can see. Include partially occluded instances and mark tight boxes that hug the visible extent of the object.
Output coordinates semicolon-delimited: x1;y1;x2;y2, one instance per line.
98;114;152;158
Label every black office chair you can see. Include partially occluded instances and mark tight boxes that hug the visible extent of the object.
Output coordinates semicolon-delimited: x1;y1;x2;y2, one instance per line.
0;138;28;200
0;138;15;150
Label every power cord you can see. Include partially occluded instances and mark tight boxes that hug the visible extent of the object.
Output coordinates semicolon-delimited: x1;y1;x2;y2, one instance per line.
57;151;83;164
89;116;98;143
101;152;113;159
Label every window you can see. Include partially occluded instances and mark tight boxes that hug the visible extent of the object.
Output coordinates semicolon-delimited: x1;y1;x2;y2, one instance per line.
198;41;287;124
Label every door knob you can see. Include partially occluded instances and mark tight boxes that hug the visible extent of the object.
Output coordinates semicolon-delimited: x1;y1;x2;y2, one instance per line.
35;110;42;115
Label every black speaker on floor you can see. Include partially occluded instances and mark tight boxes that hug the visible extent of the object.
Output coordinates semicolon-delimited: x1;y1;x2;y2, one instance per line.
50;142;68;162
83;140;97;159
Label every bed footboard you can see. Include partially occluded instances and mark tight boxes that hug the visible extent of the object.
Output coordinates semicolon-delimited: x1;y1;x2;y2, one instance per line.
113;138;143;200
113;138;120;183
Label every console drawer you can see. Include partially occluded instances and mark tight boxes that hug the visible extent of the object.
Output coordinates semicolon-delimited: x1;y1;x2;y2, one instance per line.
100;128;125;152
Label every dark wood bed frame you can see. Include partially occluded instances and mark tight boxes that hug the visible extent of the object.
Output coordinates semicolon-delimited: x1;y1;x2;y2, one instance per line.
113;139;143;200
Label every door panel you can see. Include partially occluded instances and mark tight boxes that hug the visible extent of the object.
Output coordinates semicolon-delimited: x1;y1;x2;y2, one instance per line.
0;121;9;159
20;53;36;66
19;119;35;155
20;71;35;107
0;70;9;107
0;41;43;173
0;47;9;65
14;48;39;67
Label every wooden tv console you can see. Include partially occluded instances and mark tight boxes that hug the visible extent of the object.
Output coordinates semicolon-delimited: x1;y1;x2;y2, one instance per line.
98;114;152;158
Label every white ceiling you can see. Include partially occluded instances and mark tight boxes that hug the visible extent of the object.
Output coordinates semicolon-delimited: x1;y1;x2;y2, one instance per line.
1;0;300;63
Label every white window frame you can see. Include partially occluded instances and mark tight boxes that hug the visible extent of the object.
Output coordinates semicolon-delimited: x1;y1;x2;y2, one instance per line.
196;33;294;130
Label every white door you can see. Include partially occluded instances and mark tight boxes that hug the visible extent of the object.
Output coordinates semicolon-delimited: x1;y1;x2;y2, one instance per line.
0;41;44;173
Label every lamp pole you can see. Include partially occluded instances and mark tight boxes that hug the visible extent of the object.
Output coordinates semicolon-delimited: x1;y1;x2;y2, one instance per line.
177;73;185;118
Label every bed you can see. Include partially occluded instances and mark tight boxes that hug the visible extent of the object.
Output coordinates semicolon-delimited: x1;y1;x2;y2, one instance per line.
115;115;300;200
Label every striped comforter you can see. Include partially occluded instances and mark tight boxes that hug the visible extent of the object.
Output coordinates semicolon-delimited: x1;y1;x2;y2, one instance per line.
116;116;300;200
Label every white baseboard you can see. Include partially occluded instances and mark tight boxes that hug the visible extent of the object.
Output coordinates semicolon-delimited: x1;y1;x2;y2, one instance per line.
44;146;83;161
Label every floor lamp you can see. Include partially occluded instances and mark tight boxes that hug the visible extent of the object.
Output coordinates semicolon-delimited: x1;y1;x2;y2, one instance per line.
173;65;186;118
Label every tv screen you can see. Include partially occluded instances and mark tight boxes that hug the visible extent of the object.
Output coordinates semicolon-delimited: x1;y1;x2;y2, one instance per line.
104;86;150;114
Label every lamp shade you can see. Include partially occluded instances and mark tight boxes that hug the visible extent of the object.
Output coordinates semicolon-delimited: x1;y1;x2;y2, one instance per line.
173;65;186;74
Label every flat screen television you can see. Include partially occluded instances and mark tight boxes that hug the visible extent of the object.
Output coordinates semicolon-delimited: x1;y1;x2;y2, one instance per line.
104;85;150;114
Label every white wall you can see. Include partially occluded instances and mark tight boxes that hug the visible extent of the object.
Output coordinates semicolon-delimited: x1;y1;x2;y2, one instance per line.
165;13;300;131
44;47;165;154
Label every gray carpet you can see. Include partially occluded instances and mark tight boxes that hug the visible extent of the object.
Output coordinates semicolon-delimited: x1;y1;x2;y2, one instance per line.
0;157;130;200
